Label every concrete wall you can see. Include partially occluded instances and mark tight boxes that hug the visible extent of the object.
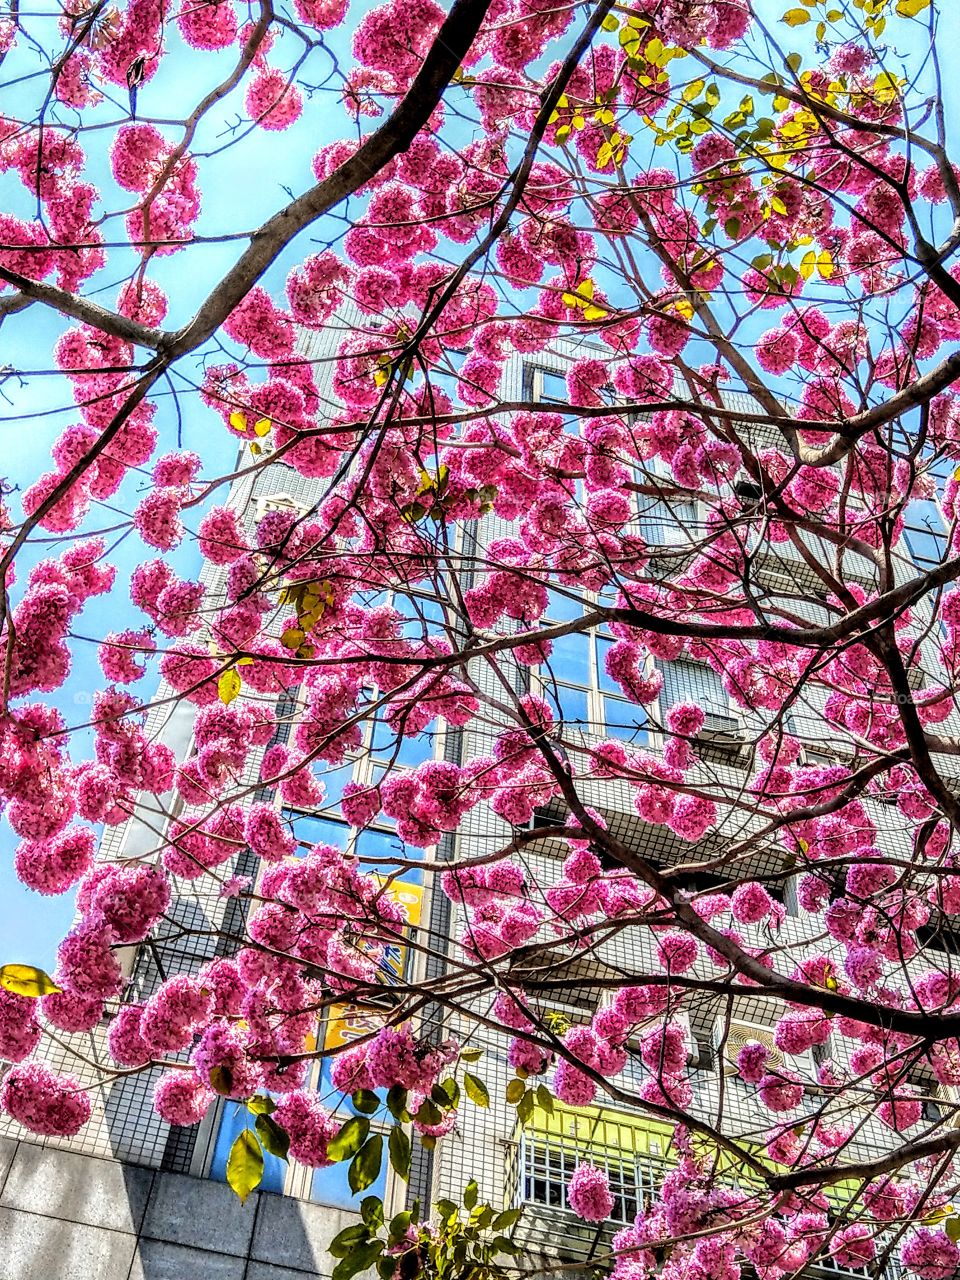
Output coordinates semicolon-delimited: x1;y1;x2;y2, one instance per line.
0;1139;361;1280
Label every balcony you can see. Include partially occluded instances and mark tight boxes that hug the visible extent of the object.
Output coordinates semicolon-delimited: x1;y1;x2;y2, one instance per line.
503;1101;903;1280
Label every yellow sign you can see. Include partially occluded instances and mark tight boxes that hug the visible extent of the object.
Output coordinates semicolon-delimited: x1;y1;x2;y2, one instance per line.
323;879;424;1052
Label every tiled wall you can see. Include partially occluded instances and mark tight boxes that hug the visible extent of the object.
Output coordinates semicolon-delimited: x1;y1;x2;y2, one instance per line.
0;1137;367;1280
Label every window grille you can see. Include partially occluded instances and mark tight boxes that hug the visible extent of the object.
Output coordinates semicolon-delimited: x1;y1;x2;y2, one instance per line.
519;1136;643;1225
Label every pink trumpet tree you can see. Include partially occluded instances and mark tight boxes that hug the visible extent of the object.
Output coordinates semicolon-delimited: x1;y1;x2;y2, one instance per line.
2;0;960;1277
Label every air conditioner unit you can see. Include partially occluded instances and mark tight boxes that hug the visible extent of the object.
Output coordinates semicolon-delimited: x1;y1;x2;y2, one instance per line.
712;1017;814;1079
700;712;742;740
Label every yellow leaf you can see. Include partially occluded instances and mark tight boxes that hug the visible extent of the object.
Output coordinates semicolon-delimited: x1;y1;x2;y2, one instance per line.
229;411;247;434
600;12;618;30
799;250;817;281
582;305;607;321
924;1204;953;1226
281;627;304;650
682;78;705;102
236;656;254;667
782;7;811;23
797;837;809;855
0;964;61;998
895;0;930;14
578;278;595;300
253;417;271;437
218;668;242;705
226;1130;264;1204
817;249;835;280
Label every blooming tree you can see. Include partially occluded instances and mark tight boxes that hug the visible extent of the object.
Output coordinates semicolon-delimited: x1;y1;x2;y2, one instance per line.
3;0;960;1275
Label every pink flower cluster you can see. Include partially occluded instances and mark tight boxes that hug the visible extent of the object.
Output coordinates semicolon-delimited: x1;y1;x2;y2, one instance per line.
567;1164;614;1222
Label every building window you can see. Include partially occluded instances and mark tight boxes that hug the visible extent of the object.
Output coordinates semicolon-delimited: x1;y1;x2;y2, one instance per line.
637;458;700;550
537;596;649;744
524;365;572;408
657;658;738;735
520;1135;643;1225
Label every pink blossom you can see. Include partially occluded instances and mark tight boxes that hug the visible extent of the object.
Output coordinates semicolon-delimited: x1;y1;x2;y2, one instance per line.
273;1092;341;1164
154;1070;215;1125
0;989;42;1062
0;1061;91;1136
14;826;95;895
758;1072;805;1113
901;1228;960;1280
567;1164;614;1222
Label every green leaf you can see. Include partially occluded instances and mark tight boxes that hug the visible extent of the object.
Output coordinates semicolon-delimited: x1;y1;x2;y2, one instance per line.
414;1098;443;1128
328;1116;371;1162
209;1065;235;1097
330;1224;372;1258
388;1210;414;1245
492;1207;523;1231
463;1179;479;1211
464;1073;489;1109
432;1078;459;1108
386;1086;408;1122
491;1237;523;1256
352;1090;381;1115
946;1217;960;1243
535;1085;554;1115
255;1113;290;1162
246;1095;276;1115
361;1196;385;1230
460;1047;483;1063
349;1135;384;1194
226;1130;263;1204
516;1091;535;1125
0;964;61;998
389;1124;412;1181
332;1240;384;1280
785;51;802;73
436;1199;458;1223
505;1079;525;1105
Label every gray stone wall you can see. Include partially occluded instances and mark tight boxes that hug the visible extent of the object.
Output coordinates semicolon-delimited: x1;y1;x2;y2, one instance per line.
0;1139;360;1280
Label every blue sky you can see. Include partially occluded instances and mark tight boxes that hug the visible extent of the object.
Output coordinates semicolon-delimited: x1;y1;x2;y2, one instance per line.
0;7;359;966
